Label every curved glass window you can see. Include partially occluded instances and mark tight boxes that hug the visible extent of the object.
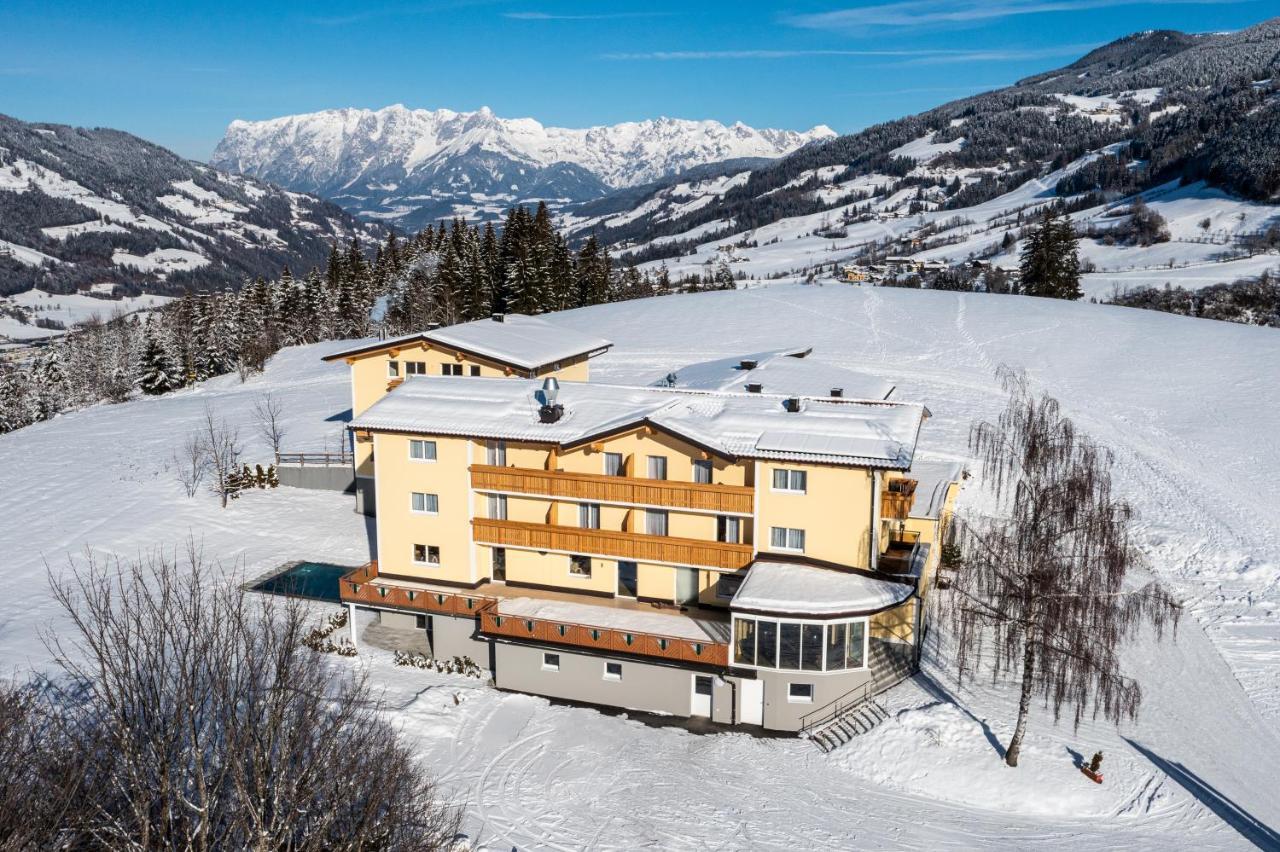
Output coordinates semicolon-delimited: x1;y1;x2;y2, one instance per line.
732;615;868;672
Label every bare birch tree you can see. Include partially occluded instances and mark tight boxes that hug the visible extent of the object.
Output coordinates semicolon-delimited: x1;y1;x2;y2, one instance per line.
174;430;206;497
200;403;242;508
942;367;1180;767
252;391;287;458
23;546;463;850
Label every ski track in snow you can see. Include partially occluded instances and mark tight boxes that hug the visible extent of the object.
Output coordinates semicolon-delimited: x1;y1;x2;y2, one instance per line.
1;286;1278;849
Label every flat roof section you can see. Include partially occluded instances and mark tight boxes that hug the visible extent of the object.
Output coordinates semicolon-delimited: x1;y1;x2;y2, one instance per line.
731;560;915;616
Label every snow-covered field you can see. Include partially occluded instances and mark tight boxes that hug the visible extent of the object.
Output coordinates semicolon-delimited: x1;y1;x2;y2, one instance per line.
0;288;173;342
1;286;1277;849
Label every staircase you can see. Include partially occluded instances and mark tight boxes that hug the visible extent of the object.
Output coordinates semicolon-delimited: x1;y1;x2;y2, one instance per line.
809;700;890;753
803;640;918;753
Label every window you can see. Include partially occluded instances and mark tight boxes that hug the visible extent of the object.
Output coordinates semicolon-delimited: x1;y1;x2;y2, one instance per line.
604;452;625;477
715;572;744;601
387;360;399;377
732;617;868;672
717;516;740;544
492;547;506;582
442;363;463;376
405;361;428;375
788;683;814;703
647;455;667;480
692;460;713;484
734;617;757;665
645;509;668;537
411;492;439;514
770;527;805;552
469;365;481;376
579;503;601;529
412;544;440;565
487;494;508;520
486;440;506;466
569;555;593;577
603;662;622;681
409;439;437;461
542;652;560;671
772;468;807;493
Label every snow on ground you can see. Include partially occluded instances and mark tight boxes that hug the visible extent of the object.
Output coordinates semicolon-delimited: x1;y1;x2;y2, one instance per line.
1081;255;1280;300
111;246;209;275
39;220;130;241
889;132;966;163
1;287;1278;848
0;237;62;267
0;288;175;342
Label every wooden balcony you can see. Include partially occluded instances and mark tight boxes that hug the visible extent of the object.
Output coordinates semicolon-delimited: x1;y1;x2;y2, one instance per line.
339;563;729;668
481;608;728;666
340;562;497;617
881;478;918;521
472;517;754;570
470;464;754;515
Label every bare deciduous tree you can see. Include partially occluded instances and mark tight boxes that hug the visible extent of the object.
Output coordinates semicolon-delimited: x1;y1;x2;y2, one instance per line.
200;403;242;508
942;368;1180;767
252;391;288;458
17;546;464;850
174;430;206;497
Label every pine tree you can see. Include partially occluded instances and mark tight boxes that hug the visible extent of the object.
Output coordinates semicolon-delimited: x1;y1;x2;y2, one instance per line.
138;329;179;396
1020;207;1082;300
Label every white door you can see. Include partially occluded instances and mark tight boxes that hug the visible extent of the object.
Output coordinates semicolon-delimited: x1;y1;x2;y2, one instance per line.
691;675;713;717
739;678;764;726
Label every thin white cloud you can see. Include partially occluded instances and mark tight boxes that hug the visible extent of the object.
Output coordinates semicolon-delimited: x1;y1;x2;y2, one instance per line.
599;44;1094;62
788;0;1247;31
505;11;674;20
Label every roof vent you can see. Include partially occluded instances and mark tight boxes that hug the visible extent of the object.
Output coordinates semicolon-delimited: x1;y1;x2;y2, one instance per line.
426;322;441;331
830;387;844;398
492;312;505;323
739;359;758;370
538;377;563;423
783;397;802;413
746;382;763;394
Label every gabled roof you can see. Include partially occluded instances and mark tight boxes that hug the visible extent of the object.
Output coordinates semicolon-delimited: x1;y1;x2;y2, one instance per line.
731;559;915;616
351;375;925;469
652;347;895;400
322;314;612;372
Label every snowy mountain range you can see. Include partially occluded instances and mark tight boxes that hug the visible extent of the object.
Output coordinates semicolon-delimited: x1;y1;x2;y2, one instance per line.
584;20;1280;298
210;105;835;229
0;114;381;302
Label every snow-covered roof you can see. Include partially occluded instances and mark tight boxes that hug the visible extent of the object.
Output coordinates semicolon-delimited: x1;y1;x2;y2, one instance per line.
323;314;612;372
907;460;964;519
731;560;915;616
653;347;895;400
351;376;925;469
497;597;730;643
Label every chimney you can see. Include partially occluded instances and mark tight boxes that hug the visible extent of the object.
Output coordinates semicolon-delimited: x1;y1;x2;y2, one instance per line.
426;322;441;331
830;387;844;398
784;397;802;413
491;313;505;323
538;377;564;423
739;359;758;370
746;382;763;394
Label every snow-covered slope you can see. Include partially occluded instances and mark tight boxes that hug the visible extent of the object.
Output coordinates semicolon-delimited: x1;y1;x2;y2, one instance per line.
0;113;382;299
211;105;835;228
1;286;1278;848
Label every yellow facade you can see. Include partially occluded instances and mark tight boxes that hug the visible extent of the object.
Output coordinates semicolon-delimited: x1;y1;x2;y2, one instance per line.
755;461;876;569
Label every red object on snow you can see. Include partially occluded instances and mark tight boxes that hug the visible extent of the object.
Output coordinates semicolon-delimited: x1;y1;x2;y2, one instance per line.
1081;767;1104;784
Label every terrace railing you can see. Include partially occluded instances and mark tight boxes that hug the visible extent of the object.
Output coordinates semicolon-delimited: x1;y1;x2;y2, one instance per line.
470;464;754;514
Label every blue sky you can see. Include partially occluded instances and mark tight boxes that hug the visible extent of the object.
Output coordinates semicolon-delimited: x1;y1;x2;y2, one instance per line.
1;0;1273;160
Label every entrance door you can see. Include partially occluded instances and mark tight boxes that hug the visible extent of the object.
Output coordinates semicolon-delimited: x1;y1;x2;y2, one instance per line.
739;678;764;726
617;561;638;597
675;568;699;605
691;674;713;718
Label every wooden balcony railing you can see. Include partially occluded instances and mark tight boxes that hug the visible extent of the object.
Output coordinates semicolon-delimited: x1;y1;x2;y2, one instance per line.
470;464;754;515
340;563;496;617
339;562;729;667
881;478;918;521
480;609;728;666
472;517;754;570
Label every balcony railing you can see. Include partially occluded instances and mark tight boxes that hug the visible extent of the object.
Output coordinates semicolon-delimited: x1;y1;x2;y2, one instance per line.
470;464;754;514
339;562;729;667
340;562;496;617
472;517;754;570
481;609;728;666
881;478;918;521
